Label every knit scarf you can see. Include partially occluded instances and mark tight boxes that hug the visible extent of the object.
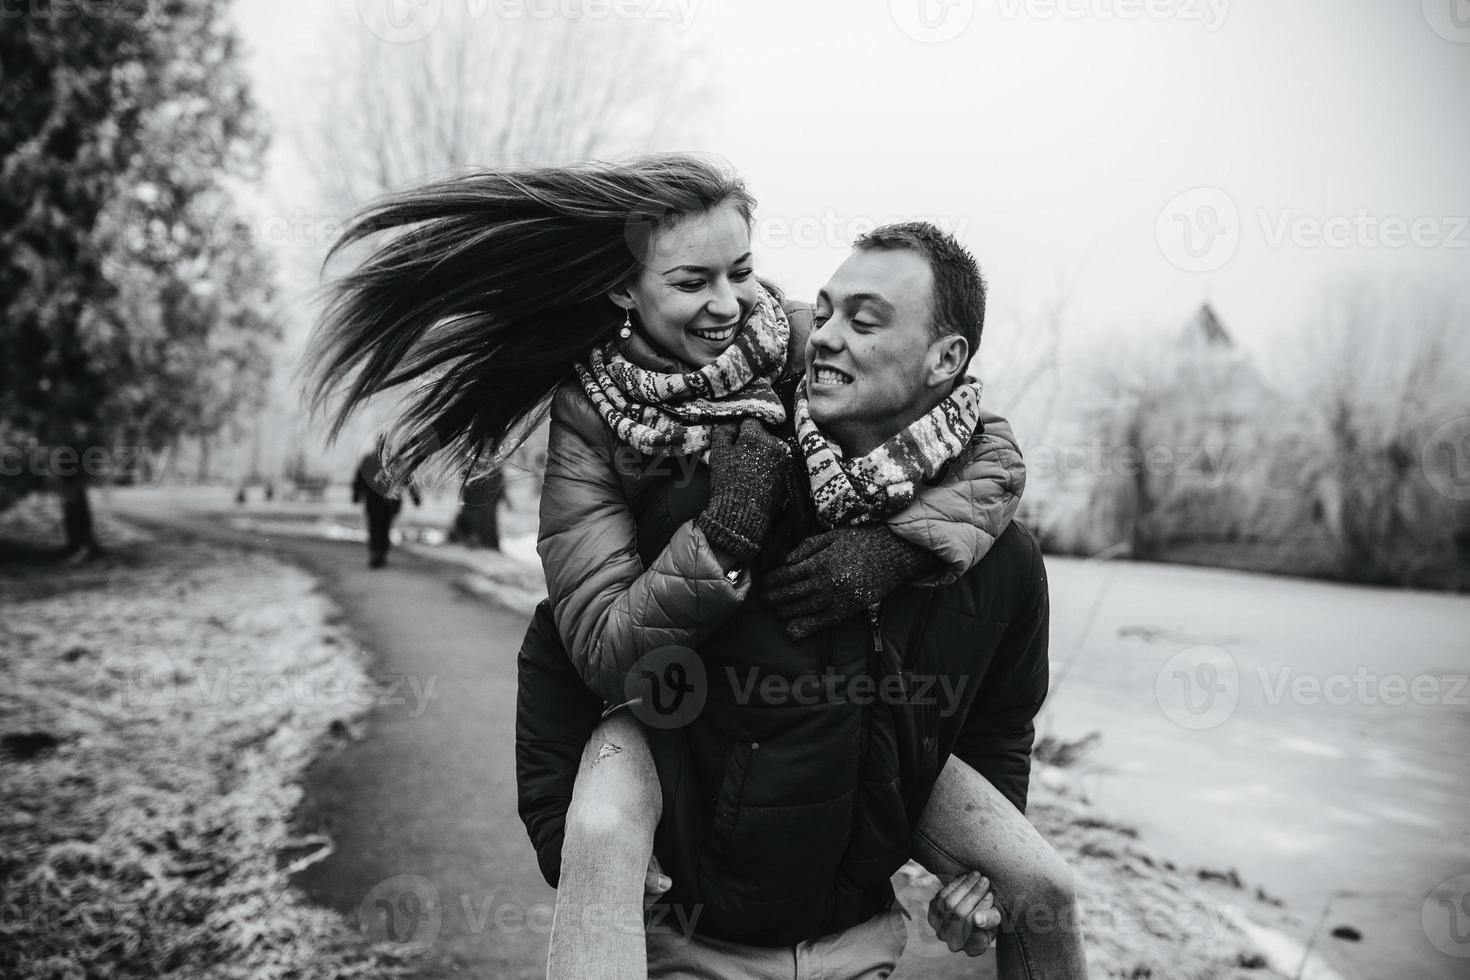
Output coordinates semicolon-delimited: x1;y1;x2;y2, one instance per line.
575;283;790;456
794;377;986;528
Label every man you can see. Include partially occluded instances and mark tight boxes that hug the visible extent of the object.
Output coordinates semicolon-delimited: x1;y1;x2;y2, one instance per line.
519;223;1087;978
351;446;421;568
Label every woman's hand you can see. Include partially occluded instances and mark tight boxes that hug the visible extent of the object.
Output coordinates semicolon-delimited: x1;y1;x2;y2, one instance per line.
696;418;792;563
928;870;1002;956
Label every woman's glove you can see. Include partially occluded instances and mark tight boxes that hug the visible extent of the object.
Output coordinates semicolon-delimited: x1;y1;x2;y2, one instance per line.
764;526;941;638
695;418;792;562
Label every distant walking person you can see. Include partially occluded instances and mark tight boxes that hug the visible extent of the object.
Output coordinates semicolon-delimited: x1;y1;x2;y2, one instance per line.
352;451;420;568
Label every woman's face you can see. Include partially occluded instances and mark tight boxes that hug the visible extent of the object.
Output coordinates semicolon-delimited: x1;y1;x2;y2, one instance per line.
614;201;757;369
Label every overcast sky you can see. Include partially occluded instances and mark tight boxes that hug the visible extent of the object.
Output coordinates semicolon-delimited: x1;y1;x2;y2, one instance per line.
230;0;1470;365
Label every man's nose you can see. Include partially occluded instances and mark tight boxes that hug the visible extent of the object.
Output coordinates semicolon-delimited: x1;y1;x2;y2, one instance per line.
810;317;843;351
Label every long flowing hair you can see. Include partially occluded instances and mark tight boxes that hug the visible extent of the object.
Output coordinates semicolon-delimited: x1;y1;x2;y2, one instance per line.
303;154;756;490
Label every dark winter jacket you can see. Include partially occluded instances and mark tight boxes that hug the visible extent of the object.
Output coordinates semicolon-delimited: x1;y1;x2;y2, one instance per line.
516;365;1050;944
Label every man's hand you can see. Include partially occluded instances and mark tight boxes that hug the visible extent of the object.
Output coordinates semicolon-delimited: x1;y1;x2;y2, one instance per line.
764;526;940;639
642;854;672;910
928;870;1002;956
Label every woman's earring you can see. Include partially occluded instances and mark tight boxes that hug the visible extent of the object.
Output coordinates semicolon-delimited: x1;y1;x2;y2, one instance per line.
619;312;632;340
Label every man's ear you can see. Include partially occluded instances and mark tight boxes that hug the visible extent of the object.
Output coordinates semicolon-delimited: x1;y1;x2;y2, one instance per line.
928;333;970;389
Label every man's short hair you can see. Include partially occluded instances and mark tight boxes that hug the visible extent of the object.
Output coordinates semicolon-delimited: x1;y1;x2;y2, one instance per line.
853;221;986;355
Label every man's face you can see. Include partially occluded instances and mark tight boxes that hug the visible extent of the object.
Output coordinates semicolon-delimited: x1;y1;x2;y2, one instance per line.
805;247;942;456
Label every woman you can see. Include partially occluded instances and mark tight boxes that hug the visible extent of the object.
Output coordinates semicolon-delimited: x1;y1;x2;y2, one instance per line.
307;155;1083;978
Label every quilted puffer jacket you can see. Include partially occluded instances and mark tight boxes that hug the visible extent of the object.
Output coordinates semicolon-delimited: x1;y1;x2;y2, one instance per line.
537;302;1027;706
518;468;1050;944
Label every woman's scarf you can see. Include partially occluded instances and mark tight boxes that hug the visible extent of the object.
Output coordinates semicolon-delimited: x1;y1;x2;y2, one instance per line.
575;283;790;456
794;377;986;528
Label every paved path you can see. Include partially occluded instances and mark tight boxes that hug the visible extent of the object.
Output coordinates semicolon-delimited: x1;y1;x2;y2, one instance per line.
111;498;557;979
110;495;1007;979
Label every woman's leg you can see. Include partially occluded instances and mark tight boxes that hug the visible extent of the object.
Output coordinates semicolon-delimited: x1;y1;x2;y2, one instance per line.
911;756;1089;980
547;709;663;980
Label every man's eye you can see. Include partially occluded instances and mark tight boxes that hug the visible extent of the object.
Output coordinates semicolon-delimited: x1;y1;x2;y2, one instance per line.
731;268;754;281
853;319;877;329
812;311;831;327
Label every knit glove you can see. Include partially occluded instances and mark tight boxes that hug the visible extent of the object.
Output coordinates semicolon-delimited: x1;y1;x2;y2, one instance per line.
765;526;941;639
696;418;793;562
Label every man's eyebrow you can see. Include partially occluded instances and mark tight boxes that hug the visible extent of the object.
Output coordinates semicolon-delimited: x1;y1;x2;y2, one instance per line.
660;252;753;276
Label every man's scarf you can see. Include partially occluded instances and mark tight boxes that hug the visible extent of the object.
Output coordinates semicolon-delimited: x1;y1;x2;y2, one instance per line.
794;377;985;528
575;283;790;456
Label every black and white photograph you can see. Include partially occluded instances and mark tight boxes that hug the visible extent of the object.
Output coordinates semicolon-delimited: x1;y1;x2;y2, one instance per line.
2;1;1468;977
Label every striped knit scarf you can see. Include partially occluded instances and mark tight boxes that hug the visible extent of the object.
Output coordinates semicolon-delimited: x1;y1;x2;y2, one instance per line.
794;377;985;528
576;283;790;456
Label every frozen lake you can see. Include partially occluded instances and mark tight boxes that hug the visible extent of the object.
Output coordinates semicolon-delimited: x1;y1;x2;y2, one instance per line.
1039;555;1470;980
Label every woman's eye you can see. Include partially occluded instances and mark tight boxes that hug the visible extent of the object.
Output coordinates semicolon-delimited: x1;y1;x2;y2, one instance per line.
674;280;705;291
731;267;754;281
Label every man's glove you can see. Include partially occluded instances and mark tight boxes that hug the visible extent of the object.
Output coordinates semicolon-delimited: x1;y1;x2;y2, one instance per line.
765;526;940;639
696;418;792;562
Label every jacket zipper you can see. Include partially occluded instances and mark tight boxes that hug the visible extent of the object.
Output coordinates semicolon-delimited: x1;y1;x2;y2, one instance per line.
869;601;913;703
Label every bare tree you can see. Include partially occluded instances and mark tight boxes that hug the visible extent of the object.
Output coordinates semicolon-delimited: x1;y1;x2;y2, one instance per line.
300;6;707;547
1268;280;1470;584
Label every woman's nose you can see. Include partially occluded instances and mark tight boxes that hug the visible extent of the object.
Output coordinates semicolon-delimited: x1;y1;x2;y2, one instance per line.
706;280;740;321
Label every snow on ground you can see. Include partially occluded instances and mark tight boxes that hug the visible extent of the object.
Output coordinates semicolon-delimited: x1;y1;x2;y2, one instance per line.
0;495;410;979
